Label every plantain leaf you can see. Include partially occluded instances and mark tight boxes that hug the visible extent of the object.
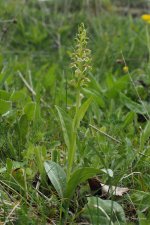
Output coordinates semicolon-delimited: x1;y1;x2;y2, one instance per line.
44;161;66;198
83;196;126;225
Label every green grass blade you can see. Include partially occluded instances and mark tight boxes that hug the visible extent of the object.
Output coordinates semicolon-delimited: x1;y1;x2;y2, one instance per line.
121;111;135;129
34;146;46;183
55;105;71;150
140;121;150;149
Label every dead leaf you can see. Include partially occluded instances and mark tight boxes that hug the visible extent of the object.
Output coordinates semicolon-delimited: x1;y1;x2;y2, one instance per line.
101;183;129;196
88;177;129;197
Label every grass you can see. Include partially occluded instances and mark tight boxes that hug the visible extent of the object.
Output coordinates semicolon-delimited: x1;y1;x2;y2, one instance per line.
0;0;150;224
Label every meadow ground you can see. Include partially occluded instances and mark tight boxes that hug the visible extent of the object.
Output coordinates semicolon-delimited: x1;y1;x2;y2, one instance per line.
0;1;150;224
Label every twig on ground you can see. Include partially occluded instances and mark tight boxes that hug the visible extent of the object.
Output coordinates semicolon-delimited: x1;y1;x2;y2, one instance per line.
89;124;122;144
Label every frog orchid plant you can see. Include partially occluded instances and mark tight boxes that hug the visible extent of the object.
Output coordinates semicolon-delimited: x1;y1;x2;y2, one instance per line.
44;23;99;221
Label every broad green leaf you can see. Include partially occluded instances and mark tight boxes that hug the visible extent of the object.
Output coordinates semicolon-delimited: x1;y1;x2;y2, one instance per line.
55;105;72;149
44;161;66;198
65;167;99;199
10;90;26;102
107;75;129;98
138;211;149;225
140;121;150;149
83;88;105;108
114;75;129;90
131;190;150;212
24;102;36;121
19;114;28;142
0;99;12;115
120;93;146;114
0;90;10;100
74;96;93;129
83;197;126;225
